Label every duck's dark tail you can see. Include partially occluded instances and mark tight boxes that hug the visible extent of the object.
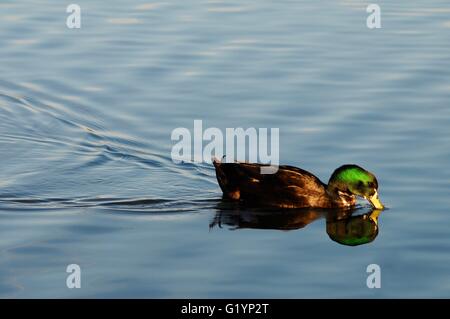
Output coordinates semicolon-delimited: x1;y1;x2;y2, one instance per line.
212;157;241;200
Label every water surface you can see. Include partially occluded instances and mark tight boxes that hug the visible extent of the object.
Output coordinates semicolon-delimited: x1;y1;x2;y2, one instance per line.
0;0;449;297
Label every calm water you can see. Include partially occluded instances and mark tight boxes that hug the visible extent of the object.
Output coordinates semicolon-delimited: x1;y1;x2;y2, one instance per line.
0;0;449;298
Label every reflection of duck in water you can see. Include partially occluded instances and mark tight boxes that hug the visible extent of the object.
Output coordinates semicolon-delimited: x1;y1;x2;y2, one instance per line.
213;160;384;210
210;207;327;231
210;208;382;246
326;209;381;246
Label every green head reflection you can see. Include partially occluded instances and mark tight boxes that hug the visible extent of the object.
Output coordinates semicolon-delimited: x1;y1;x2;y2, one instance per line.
326;210;381;246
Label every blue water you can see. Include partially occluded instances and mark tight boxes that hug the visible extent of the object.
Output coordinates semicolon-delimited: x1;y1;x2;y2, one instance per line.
0;0;449;298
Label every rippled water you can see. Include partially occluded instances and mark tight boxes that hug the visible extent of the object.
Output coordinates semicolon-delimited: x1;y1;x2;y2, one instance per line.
1;0;449;298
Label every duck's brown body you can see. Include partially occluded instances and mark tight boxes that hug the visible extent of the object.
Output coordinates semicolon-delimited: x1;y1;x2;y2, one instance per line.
213;160;356;208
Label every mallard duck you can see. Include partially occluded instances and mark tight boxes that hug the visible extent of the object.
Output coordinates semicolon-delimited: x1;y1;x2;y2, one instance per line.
213;159;384;209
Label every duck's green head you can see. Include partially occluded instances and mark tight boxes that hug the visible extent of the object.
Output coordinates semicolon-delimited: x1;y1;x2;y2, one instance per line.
328;164;384;209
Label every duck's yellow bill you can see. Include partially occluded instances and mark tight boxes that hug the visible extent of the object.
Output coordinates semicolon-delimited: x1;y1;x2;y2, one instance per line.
368;191;384;210
369;209;383;225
